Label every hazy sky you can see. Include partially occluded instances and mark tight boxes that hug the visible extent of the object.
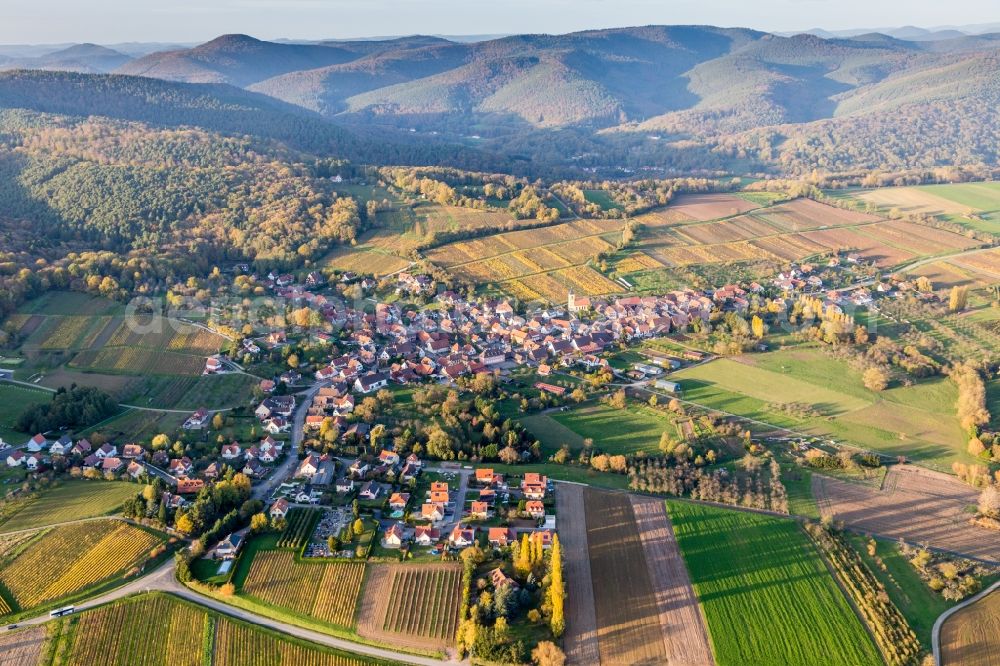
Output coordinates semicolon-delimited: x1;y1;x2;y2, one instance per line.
2;0;999;44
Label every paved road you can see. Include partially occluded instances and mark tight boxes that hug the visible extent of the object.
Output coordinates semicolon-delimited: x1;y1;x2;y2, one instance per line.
6;558;460;665
251;381;329;502
932;578;1000;666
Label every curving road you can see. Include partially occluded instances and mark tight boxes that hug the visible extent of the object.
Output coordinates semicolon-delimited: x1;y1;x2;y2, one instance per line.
7;557;460;666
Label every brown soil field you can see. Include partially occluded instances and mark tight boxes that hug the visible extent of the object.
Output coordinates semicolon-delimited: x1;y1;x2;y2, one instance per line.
555;484;601;666
855;188;966;218
674;215;779;245
858;223;977;257
749;233;828;261
584;488;669;665
662;193;759;223
38;369;138;398
952;248;1000;280
758;198;880;230
16;315;45;339
908;262;986;290
357;562;462;653
813;465;1000;562
940;586;1000;666
630;496;714;665
802;227;917;267
0;626;47;666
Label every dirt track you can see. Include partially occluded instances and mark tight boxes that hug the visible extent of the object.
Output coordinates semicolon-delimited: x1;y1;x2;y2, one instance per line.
556;484;601;666
631;496;714;665
813;465;1000;562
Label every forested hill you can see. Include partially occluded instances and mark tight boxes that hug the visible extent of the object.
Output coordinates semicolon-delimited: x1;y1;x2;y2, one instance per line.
0;70;509;173
0;107;362;268
88;25;1000;175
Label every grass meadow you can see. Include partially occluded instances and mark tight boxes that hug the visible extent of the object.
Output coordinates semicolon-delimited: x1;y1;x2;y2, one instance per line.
672;347;968;470
667;500;881;666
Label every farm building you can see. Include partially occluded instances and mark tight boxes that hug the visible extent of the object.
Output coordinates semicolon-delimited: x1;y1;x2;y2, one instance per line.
654;379;682;394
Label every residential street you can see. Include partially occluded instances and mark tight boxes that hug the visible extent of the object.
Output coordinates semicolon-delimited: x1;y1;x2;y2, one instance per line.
251;381;328;502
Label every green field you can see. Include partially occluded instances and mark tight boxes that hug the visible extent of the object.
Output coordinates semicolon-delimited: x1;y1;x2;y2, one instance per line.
537;402;676;455
583;189;622;211
0;481;138;533
0;383;52;444
673;348;968;470
835;182;1000;235
667;501;881;666
15;291;124;317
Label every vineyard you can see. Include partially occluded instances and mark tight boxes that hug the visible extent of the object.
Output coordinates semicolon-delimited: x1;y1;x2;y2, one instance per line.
31;316;97;350
805;523;922;666
0;520;162;613
69;347;207;376
213;616;386;666
62;593;205;666
241;550;364;628
0;481;138;533
105;317;224;355
357;563;462;651
277;508;320;549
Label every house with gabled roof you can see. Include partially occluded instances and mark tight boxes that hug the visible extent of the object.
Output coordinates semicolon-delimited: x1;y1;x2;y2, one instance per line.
383;522;406;549
413;525;441;547
448;526;475;548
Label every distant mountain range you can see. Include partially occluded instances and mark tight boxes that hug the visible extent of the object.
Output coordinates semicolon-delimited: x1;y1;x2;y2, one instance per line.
2;25;1000;175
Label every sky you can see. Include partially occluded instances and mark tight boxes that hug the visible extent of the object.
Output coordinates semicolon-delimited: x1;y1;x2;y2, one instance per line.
1;0;999;44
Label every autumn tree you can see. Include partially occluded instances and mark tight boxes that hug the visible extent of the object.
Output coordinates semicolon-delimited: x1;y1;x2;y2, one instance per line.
532;641;566;666
548;534;565;637
949;286;969;313
862;366;890;392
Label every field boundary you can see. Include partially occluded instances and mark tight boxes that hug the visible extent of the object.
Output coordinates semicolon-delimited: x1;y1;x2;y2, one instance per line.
932;579;1000;666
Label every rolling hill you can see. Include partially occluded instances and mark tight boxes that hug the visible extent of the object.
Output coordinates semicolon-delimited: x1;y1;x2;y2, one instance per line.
5;25;1000;175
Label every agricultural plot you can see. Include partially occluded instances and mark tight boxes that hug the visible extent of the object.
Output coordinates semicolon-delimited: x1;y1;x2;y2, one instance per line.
83;408;184;443
667;500;881;666
755;197;880;231
583;489;669;665
277;508;321;549
321;244;412;277
615;251;664;273
556;484;601;665
940;587;1000;666
0;519;162;613
122;373;258;410
63;593;204;666
813;465;1000;562
240;550;365;628
673;349;968;469
0;626;48;666
0;481;138;533
426;217;625;302
637;193;759;226
357;563;462;651
48;592;391;666
848;182;1000;235
547;402;675;455
69;347;206;376
629;497;713;665
213;615;387;666
0;383;51;444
